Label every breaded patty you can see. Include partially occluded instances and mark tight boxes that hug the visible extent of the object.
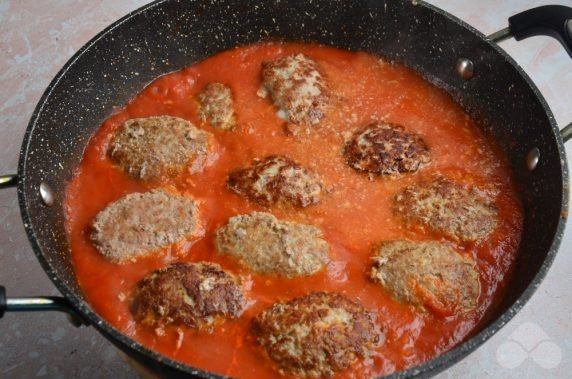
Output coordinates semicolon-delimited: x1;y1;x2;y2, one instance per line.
130;262;245;330
109;116;214;180
259;53;329;129
227;155;322;208
215;212;329;277
90;189;202;263
370;240;480;316
344;122;431;175
251;292;383;378
393;176;498;242
198;82;236;130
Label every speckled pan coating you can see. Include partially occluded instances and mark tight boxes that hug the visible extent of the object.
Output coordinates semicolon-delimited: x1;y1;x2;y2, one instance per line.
15;0;568;378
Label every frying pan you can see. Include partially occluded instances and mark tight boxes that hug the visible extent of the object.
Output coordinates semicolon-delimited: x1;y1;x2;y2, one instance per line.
1;0;571;377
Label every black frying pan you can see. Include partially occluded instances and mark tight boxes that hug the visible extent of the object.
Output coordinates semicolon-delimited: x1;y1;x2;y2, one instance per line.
1;0;571;377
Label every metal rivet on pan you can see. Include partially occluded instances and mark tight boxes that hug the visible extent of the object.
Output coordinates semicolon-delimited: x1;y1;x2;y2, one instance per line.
526;148;540;171
40;182;55;206
456;58;474;80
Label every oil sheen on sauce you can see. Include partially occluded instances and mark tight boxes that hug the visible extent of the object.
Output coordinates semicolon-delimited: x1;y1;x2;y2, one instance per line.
64;42;523;378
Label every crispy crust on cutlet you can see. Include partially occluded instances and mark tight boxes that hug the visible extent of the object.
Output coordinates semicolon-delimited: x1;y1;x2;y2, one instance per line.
392;176;498;242
370;240;480;315
227;155;322;208
90;189;202;263
130;262;245;330
215;212;329;277
251;292;383;378
344;122;431;175
198;82;237;130
109;116;214;180
260;53;329;129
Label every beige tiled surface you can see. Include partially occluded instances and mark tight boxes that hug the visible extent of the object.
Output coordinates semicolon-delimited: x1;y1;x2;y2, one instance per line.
0;0;570;378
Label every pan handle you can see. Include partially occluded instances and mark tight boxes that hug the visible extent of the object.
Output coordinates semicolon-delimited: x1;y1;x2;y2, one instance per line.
1;175;88;327
488;6;572;144
0;286;88;327
488;5;572;58
562;122;572;143
0;174;18;189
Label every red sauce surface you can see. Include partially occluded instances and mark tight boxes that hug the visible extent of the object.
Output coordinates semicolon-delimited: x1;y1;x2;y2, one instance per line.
64;43;523;378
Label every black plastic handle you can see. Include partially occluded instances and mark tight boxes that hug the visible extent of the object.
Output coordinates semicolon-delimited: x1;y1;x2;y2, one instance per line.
0;286;88;327
1;175;88;327
563;122;572;143
0;286;5;318
509;5;572;58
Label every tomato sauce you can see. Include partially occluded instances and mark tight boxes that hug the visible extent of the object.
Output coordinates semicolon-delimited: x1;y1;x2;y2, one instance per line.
64;42;523;378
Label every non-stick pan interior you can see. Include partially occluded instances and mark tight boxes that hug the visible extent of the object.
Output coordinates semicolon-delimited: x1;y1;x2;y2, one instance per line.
18;0;567;377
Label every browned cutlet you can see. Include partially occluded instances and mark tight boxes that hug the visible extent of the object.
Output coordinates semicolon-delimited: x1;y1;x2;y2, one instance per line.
251;292;383;378
215;212;329;277
259;53;329;130
198;82;237;130
370;240;480;316
344;122;431;176
227;155;322;208
109;116;214;180
90;189;202;263
130;262;246;330
393;176;498;242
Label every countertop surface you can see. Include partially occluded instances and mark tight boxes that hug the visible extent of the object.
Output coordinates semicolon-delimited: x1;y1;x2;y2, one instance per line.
0;0;570;378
